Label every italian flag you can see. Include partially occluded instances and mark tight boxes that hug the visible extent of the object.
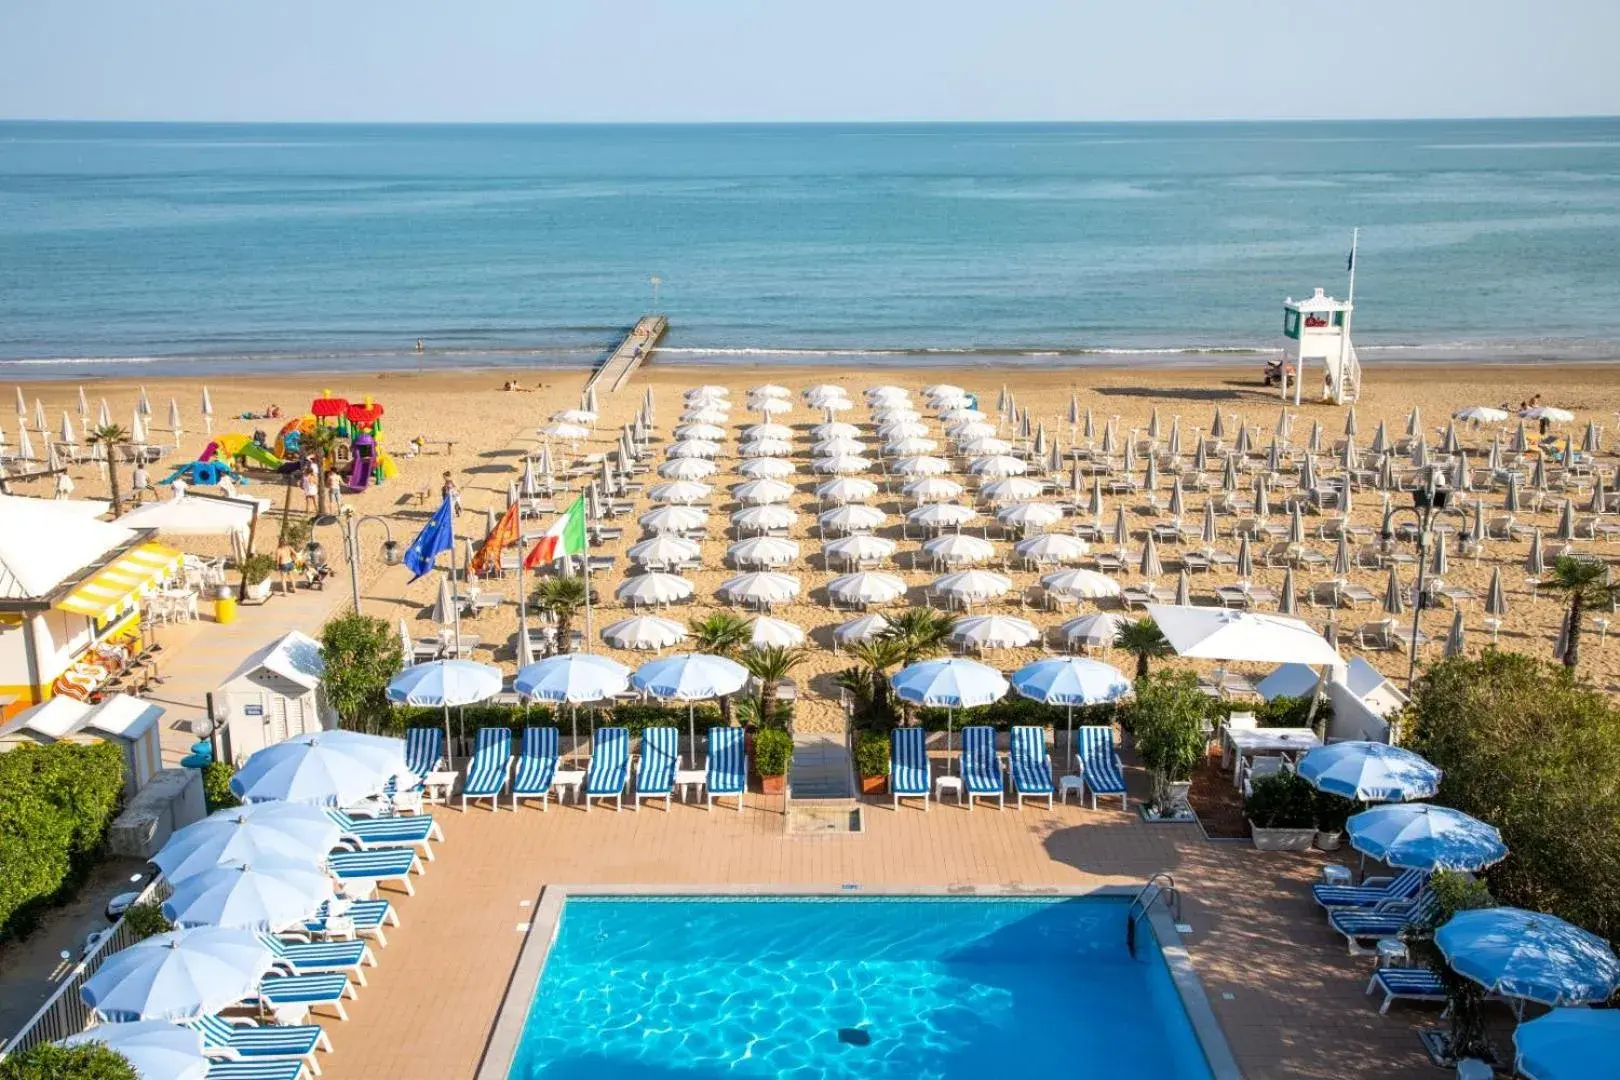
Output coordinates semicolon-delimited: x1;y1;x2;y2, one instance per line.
525;495;587;568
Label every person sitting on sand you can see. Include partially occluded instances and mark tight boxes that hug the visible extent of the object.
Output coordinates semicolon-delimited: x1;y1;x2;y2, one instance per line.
267;404;282;419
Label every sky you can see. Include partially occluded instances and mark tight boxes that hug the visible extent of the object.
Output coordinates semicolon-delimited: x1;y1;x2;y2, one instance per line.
2;0;1618;123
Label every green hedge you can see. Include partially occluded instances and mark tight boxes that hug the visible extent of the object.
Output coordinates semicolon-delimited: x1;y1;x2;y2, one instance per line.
0;1043;138;1080
202;759;240;813
0;740;126;942
384;701;723;741
915;696;1123;732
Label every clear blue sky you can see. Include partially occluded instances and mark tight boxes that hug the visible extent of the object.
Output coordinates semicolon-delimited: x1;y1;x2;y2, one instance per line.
3;0;1617;122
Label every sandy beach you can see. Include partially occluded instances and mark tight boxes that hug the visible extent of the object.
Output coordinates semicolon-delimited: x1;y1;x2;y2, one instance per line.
11;359;1620;735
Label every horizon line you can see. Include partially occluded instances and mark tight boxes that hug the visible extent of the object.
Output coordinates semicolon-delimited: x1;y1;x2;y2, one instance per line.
3;113;1619;127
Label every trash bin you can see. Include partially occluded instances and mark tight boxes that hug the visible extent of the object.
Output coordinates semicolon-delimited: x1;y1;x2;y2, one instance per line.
214;595;237;624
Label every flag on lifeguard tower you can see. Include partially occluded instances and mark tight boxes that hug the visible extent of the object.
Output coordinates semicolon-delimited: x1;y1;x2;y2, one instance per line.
526;494;586;568
403;496;456;581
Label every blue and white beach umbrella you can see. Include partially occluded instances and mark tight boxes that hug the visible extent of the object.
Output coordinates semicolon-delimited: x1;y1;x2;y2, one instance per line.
81;927;274;1022
161;861;334;934
230;729;411;807
632;653;750;757
1438;907;1620;1006
1345;803;1507;872
1514;1008;1620;1080
60;1021;210;1080
387;658;503;764
1011;657;1132;761
892;658;1009;760
152;803;341;883
1297;741;1442;803
515;653;631;703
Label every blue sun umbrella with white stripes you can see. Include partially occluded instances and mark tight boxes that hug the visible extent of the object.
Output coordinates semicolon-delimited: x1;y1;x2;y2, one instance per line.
892;658;1009;766
517;653;633;759
1011;657;1132;766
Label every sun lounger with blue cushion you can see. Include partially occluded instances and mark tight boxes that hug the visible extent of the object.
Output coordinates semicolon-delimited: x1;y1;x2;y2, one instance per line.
634;726;679;810
404;727;444;781
326;808;439;859
1312;868;1426;911
584;727;630;811
1328;891;1436;954
261;933;375;985
206;1060;309;1080
185;1014;330;1075
461;727;512;811
1366;967;1448;1013
257;972;356;1022
1077;725;1127;809
889;727;929;810
511;726;560;810
706;726;747;811
960;726;1004;810
327;848;422;897
300;898;395;946
1009;725;1055;809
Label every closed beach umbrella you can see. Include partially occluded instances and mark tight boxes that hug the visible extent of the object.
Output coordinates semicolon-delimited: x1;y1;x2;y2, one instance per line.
1438;907;1620;1006
60;1021;209;1080
1147;407;1161;441
1486;566;1509;617
1556;499;1576;541
1451;450;1471;490
514;653;631;704
1099;422;1116;456
1430;534;1448;577
1505;473;1522;512
1306;419;1322;455
1111;504;1129;548
1297;741;1441;802
1167;476;1185;518
161;862;333;933
131;408;147;445
81;928;272;1022
1444;608;1466;658
1209;408;1225;440
1531;455;1548;493
1201;501;1218;548
1287;502;1305;544
1382;565;1406;616
13;385;24;421
600;614;687;651
1278;566;1297;614
97;397;111;428
1068;393;1080;430
1235;535;1254;579
1253;476;1271;519
1167;416;1183;458
59;411;75;446
1139;533;1162;580
1082;407;1095;441
230;729;411;807
1514;1008;1620;1080
1174;569;1191;606
1439;420;1460;455
1333;532;1352;575
1526;528;1547;575
1343;407;1358;437
152;803;339;883
201;386;213;433
1405;406;1421;438
1589;472;1608;515
1512;419;1529;453
617;572;694;608
1234;422;1252;457
1346;803;1506;872
387;660;502;763
168;398;183;446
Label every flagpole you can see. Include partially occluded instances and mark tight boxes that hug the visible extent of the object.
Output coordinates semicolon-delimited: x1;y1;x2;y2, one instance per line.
581;482;594;654
1337;227;1359;407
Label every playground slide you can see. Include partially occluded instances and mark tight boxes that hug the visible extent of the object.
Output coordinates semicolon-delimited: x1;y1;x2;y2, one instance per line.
201;437;284;471
231;441;286;471
347;454;374;491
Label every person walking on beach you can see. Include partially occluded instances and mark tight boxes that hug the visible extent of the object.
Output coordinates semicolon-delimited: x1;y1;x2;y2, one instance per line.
54;470;75;500
326;466;344;512
300;464;318;513
442;471;462;516
131;462;152;505
275;540;299;596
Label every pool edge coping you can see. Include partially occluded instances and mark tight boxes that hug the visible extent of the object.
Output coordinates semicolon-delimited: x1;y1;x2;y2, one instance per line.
476;884;1243;1080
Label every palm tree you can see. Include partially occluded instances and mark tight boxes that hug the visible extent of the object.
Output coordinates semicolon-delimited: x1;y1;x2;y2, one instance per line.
846;637;907;721
688;612;753;723
88;423;130;516
304;424;340;518
1115;617;1172;681
879;606;955;666
741;646;809;731
532;575;589;654
1546;555;1619;671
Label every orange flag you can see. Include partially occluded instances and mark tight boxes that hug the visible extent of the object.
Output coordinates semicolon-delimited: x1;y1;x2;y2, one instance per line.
470;502;521;578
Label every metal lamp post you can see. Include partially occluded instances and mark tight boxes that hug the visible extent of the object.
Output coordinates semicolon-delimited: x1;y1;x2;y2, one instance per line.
1380;471;1470;688
340;508;399;613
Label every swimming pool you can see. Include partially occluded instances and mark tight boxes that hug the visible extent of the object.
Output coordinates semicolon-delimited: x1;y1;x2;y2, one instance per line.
499;894;1230;1079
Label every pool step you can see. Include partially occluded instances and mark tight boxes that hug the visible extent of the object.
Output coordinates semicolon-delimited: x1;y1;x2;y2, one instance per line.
786;800;863;835
788;734;855;800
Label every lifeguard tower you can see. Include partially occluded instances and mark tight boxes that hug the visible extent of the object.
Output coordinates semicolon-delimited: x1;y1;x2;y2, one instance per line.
1280;288;1361;406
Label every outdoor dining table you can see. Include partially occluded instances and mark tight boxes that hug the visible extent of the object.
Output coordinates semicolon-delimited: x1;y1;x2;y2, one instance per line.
1226;726;1322;787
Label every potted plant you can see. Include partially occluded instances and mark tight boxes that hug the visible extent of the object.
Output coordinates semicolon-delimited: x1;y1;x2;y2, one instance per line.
753;727;792;795
1127;671;1209;818
1245;771;1319;851
854;730;889;796
1313;790;1357;851
240;553;277;602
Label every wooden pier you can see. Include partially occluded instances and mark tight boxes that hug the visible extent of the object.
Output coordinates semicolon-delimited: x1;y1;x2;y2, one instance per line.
586;314;667;393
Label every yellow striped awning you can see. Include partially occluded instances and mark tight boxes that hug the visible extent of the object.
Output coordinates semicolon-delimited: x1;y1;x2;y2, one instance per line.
57;543;184;621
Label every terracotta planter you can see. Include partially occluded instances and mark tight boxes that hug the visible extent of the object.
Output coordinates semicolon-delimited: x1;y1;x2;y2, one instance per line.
859;775;887;796
760;773;786;795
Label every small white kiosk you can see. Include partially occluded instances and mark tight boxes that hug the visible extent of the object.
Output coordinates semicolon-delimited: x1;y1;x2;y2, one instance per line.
0;693;165;798
211;631;335;764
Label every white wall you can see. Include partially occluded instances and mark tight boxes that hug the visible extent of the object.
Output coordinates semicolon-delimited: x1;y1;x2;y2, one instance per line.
1326;680;1389;743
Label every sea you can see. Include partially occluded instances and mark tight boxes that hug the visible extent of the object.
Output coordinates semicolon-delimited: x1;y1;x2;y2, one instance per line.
2;118;1619;379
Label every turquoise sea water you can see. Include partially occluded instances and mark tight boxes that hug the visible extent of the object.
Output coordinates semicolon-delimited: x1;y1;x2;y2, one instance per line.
2;118;1619;378
506;896;1213;1079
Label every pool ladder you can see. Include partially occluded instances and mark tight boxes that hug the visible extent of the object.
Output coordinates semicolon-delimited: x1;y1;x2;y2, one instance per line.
1125;873;1180;958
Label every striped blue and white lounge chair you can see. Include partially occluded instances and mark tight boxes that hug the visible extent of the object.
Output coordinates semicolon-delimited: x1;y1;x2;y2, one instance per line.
706;726;747;811
257;972;356;1022
889;727;929;810
1312;868;1426;911
326;808;440;858
1077;725;1127;810
959;726;1004;811
261;934;375;986
327;848;421;897
1366;967;1447;1013
404;727;445;781
185;1014;330;1075
511;726;560;810
584;727;630;811
634;726;680;810
300;899;395;946
1008;725;1055;809
461;727;512;812
206;1060;309;1080
1329;891;1437;955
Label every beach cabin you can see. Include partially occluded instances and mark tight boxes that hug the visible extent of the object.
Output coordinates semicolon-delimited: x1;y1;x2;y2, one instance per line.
212;631;335;764
1257;657;1408;742
0;692;164;798
1281;288;1361;407
0;496;180;720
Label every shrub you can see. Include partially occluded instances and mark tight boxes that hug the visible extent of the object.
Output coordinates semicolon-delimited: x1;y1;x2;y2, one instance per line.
1314;791;1359;835
734;695;793;729
202;759;240;813
1405;650;1620;943
753;728;793;777
854;731;890;778
239;552;277;587
1127;670;1211;808
0;741;126;942
1244;771;1317;829
1405;871;1499;1062
916;697;1120;733
0;1043;139;1080
319;612;404;731
121;902;172;941
1251;694;1332;730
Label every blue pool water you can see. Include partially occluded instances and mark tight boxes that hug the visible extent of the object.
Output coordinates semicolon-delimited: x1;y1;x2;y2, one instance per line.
507;896;1215;1079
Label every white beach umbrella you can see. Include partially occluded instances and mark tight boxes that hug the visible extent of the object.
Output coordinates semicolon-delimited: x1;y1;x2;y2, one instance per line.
819;503;887;535
866;385;910;403
738;457;795;479
627;534;702;567
922;532;996;567
684;385;729;401
834;612;893;645
960;435;1014;456
872;405;922;423
1042;568;1122;599
1456;406;1508;424
907;502;976;529
719;571;801;608
1060;611;1127;648
815;421;862;439
740;438;793;458
552;408;598;425
930;569;1012;605
924;383;965;400
682;407;729;425
949;615;1040;650
817;476;878;505
616;572;694;608
883;436;938;456
879;419;930;439
539;422;591;441
814;436;867;457
755;397;793;416
657;457;717;481
728;535;800;568
748;614;807;648
601;614;688;651
747;422;794;440
751;384;791;399
827;571;908;606
639;504;708;533
734;478;796;505
812;455;872;475
904;476;965;504
940;407;987;423
969;455;1026;478
200;387;213;433
948;419;997;440
731;504;797;534
647;480;714;505
803;384;850;406
675;422;727;441
892;455;950;476
824;533;897;566
667;438;721;459
1015;532;1090;565
1146;604;1342;665
980;476;1044;504
997;501;1064;530
1523;406;1575;423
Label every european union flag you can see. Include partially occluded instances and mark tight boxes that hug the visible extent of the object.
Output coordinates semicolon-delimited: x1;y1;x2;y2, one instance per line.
403;496;455;581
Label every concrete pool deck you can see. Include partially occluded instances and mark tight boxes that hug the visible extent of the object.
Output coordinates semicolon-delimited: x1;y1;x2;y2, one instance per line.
303;787;1458;1080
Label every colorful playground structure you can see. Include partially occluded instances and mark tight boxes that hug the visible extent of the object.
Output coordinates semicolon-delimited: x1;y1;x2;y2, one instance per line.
200;433;289;473
161;458;248;488
187;392;398;492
